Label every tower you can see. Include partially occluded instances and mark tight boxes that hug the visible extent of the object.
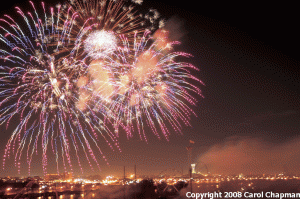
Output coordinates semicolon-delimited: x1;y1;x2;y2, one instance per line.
186;146;192;169
186;140;194;174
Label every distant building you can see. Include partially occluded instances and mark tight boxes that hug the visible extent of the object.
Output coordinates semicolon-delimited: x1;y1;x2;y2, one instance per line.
86;175;102;181
45;174;60;181
62;172;73;181
33;176;43;181
45;172;72;182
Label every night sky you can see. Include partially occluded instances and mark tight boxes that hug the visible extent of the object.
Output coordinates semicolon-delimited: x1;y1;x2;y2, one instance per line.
0;0;300;177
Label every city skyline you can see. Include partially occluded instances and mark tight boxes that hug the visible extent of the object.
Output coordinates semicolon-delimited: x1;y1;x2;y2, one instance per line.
0;0;299;177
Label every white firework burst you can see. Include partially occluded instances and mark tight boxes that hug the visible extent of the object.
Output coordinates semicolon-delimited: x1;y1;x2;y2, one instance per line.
84;30;118;59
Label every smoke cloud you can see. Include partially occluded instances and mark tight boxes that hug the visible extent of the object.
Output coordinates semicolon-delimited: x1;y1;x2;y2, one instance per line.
162;16;186;42
196;136;300;175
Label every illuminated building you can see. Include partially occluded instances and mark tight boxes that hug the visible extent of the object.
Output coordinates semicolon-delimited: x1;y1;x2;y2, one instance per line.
62;172;73;181
45;172;72;181
45;174;60;181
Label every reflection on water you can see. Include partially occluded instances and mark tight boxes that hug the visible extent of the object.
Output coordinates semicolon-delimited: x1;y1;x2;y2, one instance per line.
6;185;138;199
29;191;114;199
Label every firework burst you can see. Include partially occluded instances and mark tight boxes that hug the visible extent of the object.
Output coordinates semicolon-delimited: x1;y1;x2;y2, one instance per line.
78;30;203;141
84;30;118;59
67;0;154;34
61;0;163;60
0;1;120;175
0;0;202;175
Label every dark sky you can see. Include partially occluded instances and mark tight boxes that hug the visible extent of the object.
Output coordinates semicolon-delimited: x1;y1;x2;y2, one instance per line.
0;0;300;177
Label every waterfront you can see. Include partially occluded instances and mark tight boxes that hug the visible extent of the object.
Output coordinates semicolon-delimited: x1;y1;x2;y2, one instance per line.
2;173;300;198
